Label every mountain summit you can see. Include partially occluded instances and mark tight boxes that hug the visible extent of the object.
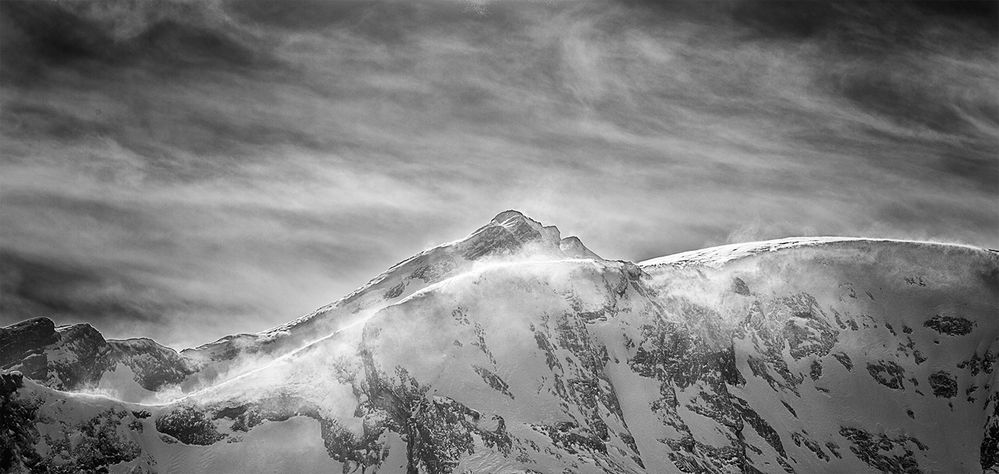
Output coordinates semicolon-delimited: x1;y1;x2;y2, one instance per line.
470;210;600;260
2;212;997;473
174;211;600;383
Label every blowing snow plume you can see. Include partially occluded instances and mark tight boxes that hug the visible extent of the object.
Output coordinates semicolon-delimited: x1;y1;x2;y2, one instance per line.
2;211;998;473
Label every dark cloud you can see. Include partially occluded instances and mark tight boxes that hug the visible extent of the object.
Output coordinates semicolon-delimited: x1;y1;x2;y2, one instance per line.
2;192;156;230
909;0;999;32
0;247;269;344
103;99;327;166
833;69;968;135
729;1;997;44
932;145;999;192
226;0;415;37
1;102;110;141
0;0;278;86
730;1;840;39
0;1;117;80
1;0;996;347
1;250;168;326
225;0;525;45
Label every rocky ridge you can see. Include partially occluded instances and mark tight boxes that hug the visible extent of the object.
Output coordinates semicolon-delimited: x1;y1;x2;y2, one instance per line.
1;211;997;473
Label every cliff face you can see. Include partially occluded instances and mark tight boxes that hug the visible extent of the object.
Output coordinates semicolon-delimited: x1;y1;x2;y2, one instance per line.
2;213;997;473
1;318;193;394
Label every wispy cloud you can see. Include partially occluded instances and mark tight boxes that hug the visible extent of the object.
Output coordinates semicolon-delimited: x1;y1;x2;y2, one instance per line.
1;0;996;347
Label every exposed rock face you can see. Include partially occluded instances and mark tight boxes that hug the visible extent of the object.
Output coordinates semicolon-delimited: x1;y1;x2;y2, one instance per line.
839;427;927;473
867;360;906;390
2;320;114;390
923;315;975;336
1;372;39;472
1;213;997;473
0;318;59;363
0;372;145;473
928;371;958;398
157;405;228;445
985;390;999;472
0;318;193;394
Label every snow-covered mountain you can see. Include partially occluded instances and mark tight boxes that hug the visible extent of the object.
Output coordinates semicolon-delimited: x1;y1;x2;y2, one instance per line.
176;210;600;392
2;211;997;473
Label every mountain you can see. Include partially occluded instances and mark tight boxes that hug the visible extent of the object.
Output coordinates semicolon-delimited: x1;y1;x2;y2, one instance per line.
175;210;601;391
1;317;194;399
2;211;598;400
2;211;997;473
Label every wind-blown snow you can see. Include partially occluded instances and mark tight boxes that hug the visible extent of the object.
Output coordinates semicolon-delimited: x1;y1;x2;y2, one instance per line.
3;212;997;473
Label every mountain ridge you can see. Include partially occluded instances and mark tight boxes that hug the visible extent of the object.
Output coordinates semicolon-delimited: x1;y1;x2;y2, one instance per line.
3;211;995;399
8;209;990;350
2;211;997;473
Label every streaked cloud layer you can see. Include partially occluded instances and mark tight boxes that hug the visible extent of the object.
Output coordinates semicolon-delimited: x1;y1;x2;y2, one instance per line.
1;0;996;347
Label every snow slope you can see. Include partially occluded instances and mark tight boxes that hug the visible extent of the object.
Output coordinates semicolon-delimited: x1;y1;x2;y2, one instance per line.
2;211;997;473
174;210;601;392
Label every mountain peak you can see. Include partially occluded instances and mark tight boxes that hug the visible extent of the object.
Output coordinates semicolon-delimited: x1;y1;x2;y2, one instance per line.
488;210;556;239
464;210;598;260
490;209;536;226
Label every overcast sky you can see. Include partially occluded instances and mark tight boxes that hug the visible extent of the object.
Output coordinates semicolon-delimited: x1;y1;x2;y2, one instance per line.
1;0;996;348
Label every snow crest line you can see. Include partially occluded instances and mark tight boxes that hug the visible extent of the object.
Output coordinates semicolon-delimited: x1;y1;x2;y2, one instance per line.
154;257;608;406
640;236;987;268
